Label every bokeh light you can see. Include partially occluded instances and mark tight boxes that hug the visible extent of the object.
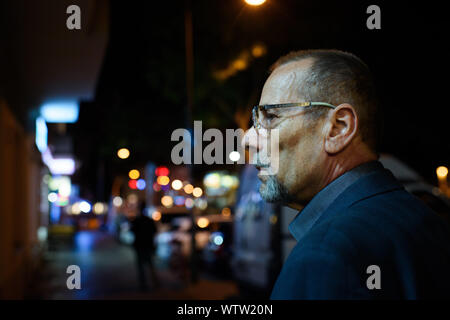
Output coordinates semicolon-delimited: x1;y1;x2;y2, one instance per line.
155;166;169;176
244;0;266;6
79;201;91;213
222;207;231;217
172;179;183;190
185;198;194;209
193;187;203;198
437;166;448;178
197;217;209;228
117;148;130;159
161;195;173;208
184;184;194;194
157;176;170;186
152;210;162;221
136;179;146;190
48;192;58;203
128;179;137;189
229;151;241;162
113;196;123;207
128;169;140;180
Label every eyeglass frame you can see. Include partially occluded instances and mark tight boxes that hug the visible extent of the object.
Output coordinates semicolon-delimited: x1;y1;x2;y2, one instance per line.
252;102;337;131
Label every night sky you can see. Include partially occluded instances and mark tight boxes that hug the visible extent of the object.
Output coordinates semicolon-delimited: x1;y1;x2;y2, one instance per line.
69;0;449;200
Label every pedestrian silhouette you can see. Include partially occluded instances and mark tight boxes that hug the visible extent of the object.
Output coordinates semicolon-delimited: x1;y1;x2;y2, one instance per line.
130;202;159;291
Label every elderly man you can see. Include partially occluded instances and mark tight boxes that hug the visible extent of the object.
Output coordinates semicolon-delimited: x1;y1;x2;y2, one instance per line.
243;49;450;299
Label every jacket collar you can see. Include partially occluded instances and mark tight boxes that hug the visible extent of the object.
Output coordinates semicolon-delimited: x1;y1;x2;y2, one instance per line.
289;161;404;242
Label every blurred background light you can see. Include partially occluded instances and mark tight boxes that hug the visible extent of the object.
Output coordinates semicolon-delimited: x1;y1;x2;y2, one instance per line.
71;202;81;215
204;173;221;189
40;101;79;123
48;192;58;203
157;176;170;186
127;194;138;205
174;196;185;206
221;175;234;188
221;207;231;217
35;116;48;153
93;202;106;215
153;182;161;192
136;179;146;190
113;196;123;207
251;44;267;57
152;210;161;221
117;148;130;159
161;195;173;208
197;217;209;228
171;179;182;190
244;0;266;6
195;198;208;210
57;177;72;197
79;201;91;213
185;198;194;209
183;183;194;194
228;151;240;162
155;166;169;176
128;169;140;179
211;232;224;246
437;166;448;178
128;179;137;189
193;187;203;198
45;155;75;175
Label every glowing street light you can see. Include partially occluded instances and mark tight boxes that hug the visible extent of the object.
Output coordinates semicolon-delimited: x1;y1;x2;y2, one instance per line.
117;148;130;159
436;166;449;194
437;166;448;179
244;0;266;6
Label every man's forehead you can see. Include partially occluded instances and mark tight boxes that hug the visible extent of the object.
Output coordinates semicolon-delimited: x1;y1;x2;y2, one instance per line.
260;58;314;104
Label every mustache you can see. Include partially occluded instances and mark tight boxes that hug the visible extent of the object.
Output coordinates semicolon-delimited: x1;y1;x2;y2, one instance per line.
252;153;271;168
255;161;270;168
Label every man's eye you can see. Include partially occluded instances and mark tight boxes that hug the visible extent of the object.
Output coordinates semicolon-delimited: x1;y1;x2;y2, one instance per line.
264;112;278;120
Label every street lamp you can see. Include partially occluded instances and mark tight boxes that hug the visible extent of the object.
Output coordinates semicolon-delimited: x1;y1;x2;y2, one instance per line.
244;0;267;6
436;166;449;195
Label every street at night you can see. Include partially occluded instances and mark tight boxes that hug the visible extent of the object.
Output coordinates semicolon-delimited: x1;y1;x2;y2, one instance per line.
1;0;450;313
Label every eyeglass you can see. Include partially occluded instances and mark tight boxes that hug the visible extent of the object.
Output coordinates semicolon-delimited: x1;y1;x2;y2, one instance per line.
252;102;336;131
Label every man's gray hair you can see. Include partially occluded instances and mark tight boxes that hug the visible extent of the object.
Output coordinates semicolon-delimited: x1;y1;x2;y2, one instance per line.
270;49;380;153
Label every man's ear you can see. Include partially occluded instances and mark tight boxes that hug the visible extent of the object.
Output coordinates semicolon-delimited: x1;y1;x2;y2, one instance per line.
324;103;358;154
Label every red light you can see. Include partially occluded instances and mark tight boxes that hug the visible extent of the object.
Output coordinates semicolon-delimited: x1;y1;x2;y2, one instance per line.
155;166;169;177
128;180;137;189
153;182;161;192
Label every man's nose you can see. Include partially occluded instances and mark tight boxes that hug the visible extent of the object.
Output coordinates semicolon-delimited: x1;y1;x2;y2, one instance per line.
242;126;261;155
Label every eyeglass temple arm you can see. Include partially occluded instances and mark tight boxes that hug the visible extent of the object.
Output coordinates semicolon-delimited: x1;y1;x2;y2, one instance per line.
261;102;337;110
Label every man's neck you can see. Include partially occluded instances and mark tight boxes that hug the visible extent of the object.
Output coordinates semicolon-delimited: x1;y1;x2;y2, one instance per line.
289;146;377;211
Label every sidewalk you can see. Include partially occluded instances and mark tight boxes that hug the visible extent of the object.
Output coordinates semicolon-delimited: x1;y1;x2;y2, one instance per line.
35;230;239;300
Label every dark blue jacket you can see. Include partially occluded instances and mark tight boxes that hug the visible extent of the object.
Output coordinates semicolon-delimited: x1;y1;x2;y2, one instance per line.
271;165;450;299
